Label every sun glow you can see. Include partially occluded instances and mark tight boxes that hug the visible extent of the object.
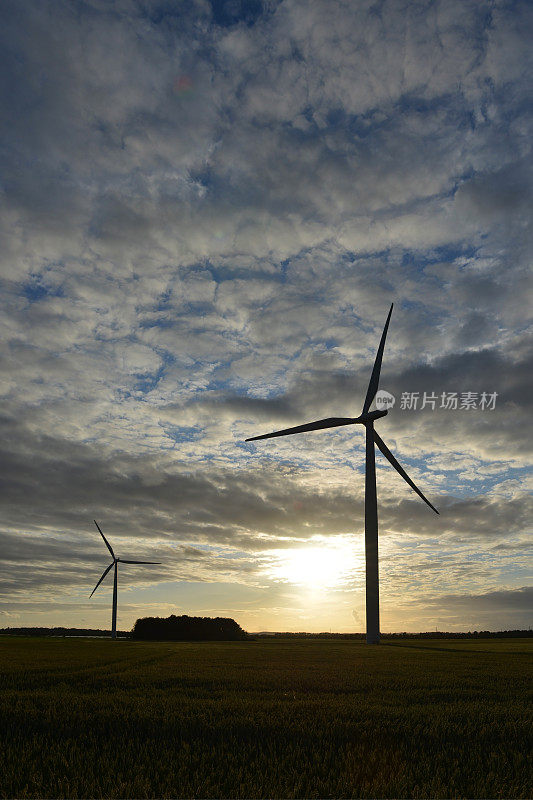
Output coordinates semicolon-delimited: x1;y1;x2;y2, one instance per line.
265;537;359;590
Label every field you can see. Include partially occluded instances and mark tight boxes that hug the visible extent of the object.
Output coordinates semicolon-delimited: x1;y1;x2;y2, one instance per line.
1;637;531;799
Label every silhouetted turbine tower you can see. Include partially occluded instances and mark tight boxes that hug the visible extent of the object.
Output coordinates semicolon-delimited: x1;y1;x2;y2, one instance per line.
245;304;439;644
90;520;160;639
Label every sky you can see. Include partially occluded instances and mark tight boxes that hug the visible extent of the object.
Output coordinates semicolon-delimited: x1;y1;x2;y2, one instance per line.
1;0;531;634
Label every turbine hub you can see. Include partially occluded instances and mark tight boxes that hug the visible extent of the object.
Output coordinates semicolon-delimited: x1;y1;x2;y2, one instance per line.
360;409;388;423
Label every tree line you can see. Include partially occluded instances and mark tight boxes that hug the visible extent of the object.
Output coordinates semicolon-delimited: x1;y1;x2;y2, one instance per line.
1;624;530;640
256;630;532;639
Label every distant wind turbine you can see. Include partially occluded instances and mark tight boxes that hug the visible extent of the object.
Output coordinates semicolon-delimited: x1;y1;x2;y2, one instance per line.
245;303;439;644
90;520;160;639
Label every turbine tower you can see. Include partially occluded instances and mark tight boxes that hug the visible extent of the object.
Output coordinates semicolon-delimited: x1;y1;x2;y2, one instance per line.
90;520;160;639
245;303;439;644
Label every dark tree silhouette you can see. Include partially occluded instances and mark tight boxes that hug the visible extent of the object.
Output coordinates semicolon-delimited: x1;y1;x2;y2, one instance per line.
0;627;128;637
131;614;249;641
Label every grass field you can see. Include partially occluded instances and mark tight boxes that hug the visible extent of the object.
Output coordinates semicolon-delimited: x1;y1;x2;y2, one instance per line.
1;637;531;799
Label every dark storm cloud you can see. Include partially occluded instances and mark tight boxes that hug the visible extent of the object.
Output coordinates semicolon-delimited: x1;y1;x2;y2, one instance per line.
173;393;297;422
388;586;533;631
1;407;530;590
432;586;533;612
0;412;364;546
455;159;533;222
196;341;533;461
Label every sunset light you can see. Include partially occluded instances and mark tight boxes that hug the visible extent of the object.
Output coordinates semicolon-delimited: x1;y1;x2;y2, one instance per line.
266;537;358;591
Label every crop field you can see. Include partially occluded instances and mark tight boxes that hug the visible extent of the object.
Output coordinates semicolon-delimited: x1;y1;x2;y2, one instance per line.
0;637;531;799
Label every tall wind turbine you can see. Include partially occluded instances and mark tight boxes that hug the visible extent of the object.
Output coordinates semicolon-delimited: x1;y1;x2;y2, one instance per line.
90;520;160;639
245;303;439;644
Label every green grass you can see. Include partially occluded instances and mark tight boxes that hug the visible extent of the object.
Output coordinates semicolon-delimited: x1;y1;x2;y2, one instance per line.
0;637;531;798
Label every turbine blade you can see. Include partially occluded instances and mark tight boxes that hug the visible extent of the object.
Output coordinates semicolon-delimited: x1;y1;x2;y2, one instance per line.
373;430;439;514
246;417;359;442
119;560;161;564
362;303;394;414
94;520;115;558
89;562;114;597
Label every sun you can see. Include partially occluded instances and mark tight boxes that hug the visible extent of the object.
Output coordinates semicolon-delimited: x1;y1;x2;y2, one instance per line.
265;537;358;590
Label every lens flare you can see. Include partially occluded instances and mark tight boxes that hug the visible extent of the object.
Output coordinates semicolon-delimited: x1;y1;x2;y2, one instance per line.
173;75;194;96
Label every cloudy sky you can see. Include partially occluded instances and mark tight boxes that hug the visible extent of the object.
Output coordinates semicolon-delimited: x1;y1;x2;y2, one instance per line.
1;0;531;633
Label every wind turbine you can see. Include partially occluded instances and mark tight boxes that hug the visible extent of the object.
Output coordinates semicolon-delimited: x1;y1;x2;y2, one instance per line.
90;520;160;639
245;303;439;644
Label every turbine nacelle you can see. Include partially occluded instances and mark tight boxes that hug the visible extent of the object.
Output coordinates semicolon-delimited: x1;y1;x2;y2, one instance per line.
357;409;388;425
